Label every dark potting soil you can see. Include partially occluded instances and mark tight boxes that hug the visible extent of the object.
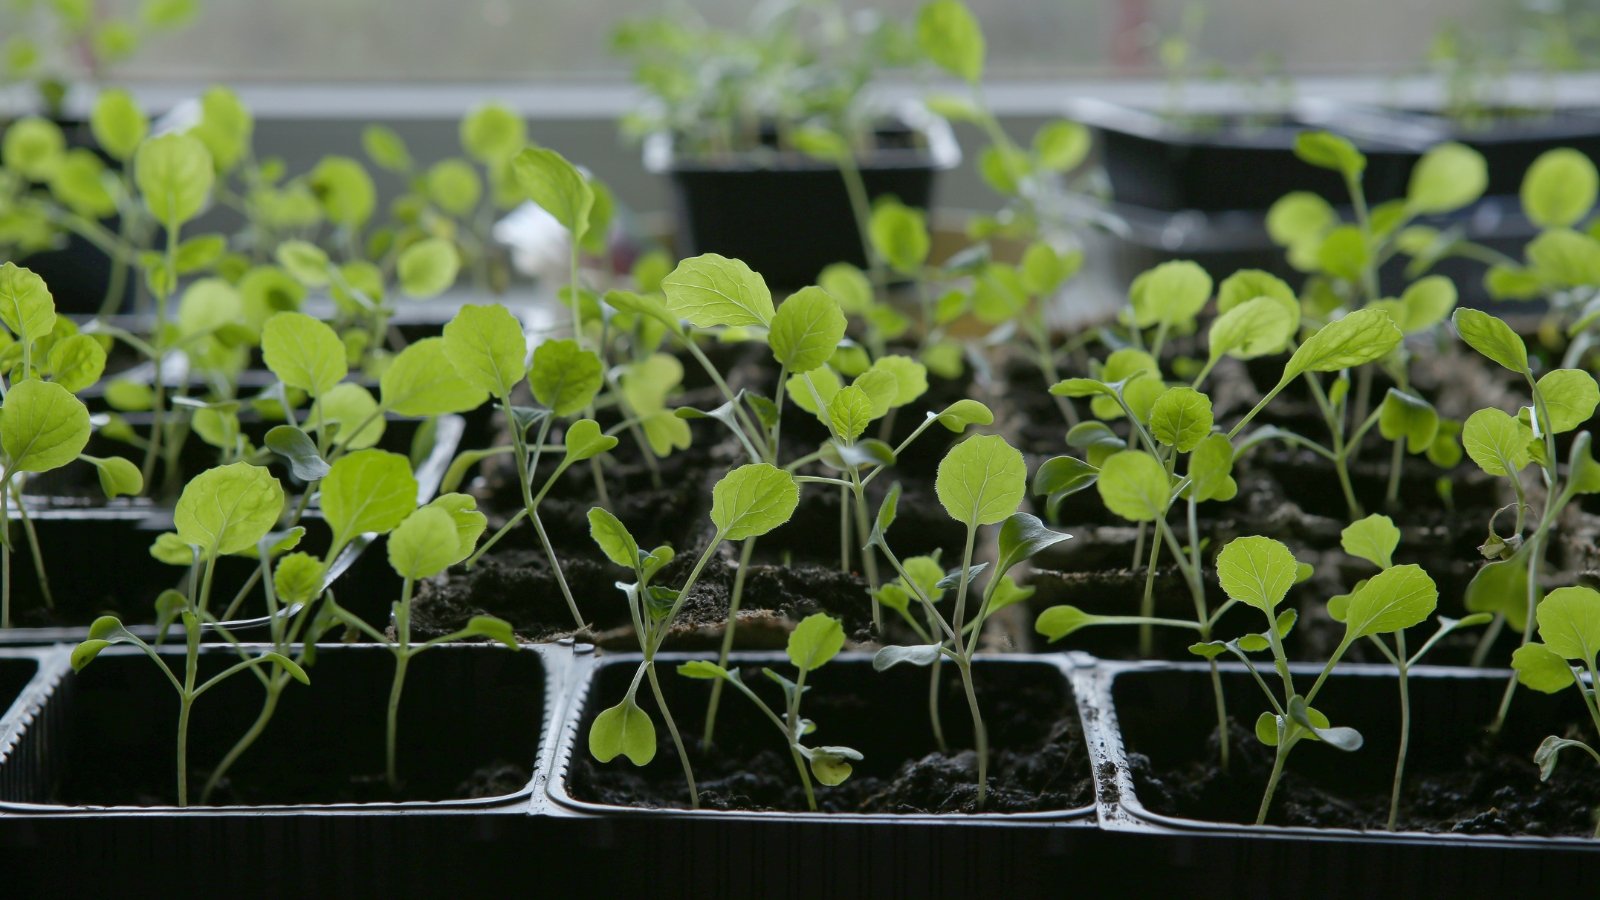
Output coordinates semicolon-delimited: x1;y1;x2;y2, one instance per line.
410;546;875;649
1117;667;1600;837
568;660;1093;814
1129;717;1600;836
175;760;531;807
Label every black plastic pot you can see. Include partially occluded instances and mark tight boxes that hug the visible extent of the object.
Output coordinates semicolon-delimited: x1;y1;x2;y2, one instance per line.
538;649;1103;893
0;641;569;893
1079;660;1600;893
0;414;463;645
1070;99;1421;213
648;107;960;289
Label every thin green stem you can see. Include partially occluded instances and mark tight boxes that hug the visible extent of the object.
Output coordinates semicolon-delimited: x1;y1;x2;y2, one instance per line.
703;538;755;745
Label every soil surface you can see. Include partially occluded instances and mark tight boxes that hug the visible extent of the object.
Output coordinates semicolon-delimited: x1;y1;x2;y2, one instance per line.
411;546;875;649
569;662;1094;814
1130;718;1600;836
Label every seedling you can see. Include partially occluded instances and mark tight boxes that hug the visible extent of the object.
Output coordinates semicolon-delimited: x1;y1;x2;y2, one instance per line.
872;434;1068;809
319;454;516;789
678;613;862;811
1448;308;1600;728
587;462;800;808
70;462;306;807
1510;585;1600;836
0;263;141;627
2;0;197;117
1334;514;1490;829
1201;535;1439;825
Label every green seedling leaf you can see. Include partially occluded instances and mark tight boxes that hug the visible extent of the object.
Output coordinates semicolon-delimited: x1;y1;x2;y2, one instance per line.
935;563;988;592
589;699;656;765
561;419;617;466
1342;564;1437;640
310;384;385;450
45;333;107;392
275;240;331;286
1341;514;1399;569
937;434;1026;527
1208;295;1294;361
1217;269;1297;313
320;449;418;543
388;506;463;580
850;366;899;418
1535;586;1600;661
1189;642;1229;660
1512;643;1577;693
90;88;148;161
512;146;592;240
870;201;931;275
1216;536;1298;614
917;0;985;83
1393;276;1457;334
1288;696;1364;751
1461;408;1531;476
397;238;460;299
442;303;527;398
1534;735;1598;782
1033;455;1099;503
866;356;928;408
426;159;481;216
1095;450;1169;523
264;424;330;481
828;385;875;443
1465;552;1532;631
135;132;213;226
788;613;846;672
1035;605;1111;642
1522;148;1599;228
174;462;285;557
461;102;525;163
589;508;641;569
380;337;489;416
1452;308;1529;375
80;454;143;498
1281;308;1402;383
71;615;141;670
711;463;799;540
273;552;325;606
362;124;412;171
987;575;1035;615
2;379;90;473
996;512;1070;574
0;262;56;346
262;311;346;396
933;399;993;432
661;254;774;328
528;339;602;416
603;289;683;337
1407;142;1487;214
873;644;944;670
1129;260;1211;329
808;747;861;786
1294;131;1365;177
1149;387;1214;452
1378;389;1439;453
769;286;847;373
1536;369;1599;434
1186;434;1237;503
677;660;731;680
423;494;487;565
1020;242;1076;295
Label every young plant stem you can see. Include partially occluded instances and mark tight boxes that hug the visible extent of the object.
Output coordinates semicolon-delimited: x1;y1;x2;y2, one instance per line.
1155;516;1230;770
1385;440;1406;509
140;221;181;493
702;537;756;745
9;487;50;609
950;523;989;808
1388;632;1411;831
834;152;888;298
1256;737;1288;825
788;666;818;811
646;661;696;808
0;479;10;629
386;578;415;790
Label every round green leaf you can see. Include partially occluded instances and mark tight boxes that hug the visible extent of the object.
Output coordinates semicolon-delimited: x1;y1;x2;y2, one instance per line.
711;463;799;540
388;506;463;580
1094;450;1169;523
1;379;89;473
787;613;845;672
135;132;213;226
1216;536;1298;614
441;303;528;399
1342;563;1438;640
589;699;656;765
1282;307;1402;383
1521;148;1599;228
397;238;460;299
769;286;846;373
1407;142;1487;215
1341;514;1400;570
320;449;418;544
1294;131;1365;177
1512;642;1578;693
308;156;375;227
661;254;775;328
1535;586;1600;661
310;383;385;449
528;338;602;417
261;311;347;396
512;145;592;240
1148;387;1214;452
1535;368;1599;435
936;434;1026;527
917;0;985;84
460;102;526;163
1129;260;1211;329
0;261;56;346
868;201;930;275
1452;308;1528;375
174;462;285;557
1208;295;1293;362
380;337;489;417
